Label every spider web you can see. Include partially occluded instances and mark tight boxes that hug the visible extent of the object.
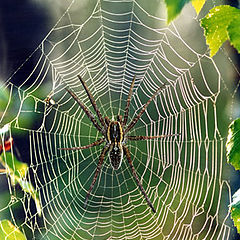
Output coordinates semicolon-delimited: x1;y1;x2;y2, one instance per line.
0;0;238;239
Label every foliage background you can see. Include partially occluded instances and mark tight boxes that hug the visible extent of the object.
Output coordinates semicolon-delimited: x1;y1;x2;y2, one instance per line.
0;0;240;239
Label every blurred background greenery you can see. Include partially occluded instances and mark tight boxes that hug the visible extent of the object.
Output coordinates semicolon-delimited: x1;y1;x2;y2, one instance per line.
1;0;240;239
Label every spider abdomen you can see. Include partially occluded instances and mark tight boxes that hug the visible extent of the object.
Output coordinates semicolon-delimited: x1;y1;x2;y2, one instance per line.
109;142;123;170
107;121;124;170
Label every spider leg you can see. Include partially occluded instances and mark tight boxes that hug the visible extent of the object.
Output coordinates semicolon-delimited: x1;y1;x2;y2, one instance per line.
123;145;156;213
84;144;109;208
104;116;110;126
123;76;136;126
125;84;166;134
59;138;104;150
127;134;180;141
66;88;103;133
78;75;105;128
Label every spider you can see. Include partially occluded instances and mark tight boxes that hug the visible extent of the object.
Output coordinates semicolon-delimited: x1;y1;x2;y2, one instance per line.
60;75;176;213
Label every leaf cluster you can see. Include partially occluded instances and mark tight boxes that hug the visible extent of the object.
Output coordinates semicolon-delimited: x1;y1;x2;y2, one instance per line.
165;1;240;57
0;135;41;238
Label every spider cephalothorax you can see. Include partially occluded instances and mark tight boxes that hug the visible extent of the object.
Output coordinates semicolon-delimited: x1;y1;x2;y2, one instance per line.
60;75;177;213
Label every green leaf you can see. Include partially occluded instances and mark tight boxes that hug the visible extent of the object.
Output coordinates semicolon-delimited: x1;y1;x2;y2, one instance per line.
201;5;240;57
0;220;26;240
164;0;190;23
191;0;206;14
228;15;240;54
226;118;240;170
0;85;38;131
0;153;42;216
0;152;28;180
230;189;240;233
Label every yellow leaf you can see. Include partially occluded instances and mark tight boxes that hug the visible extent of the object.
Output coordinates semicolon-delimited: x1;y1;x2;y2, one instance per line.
192;0;206;14
0;220;26;240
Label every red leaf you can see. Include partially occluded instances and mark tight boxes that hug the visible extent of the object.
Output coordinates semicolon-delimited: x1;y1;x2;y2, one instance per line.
0;137;13;155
